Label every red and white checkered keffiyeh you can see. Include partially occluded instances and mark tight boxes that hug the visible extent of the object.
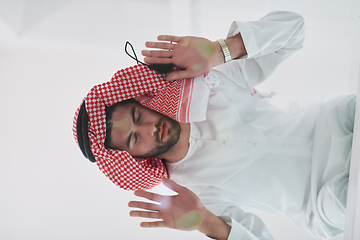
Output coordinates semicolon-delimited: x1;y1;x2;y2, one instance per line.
73;64;213;191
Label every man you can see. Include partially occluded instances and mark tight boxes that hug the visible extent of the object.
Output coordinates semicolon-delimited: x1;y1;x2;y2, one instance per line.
74;11;354;239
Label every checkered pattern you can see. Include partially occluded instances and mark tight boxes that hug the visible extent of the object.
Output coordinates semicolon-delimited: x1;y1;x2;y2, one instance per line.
73;64;198;190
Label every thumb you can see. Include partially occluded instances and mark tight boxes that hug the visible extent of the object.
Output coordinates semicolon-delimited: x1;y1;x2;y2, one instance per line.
166;70;195;81
162;177;183;193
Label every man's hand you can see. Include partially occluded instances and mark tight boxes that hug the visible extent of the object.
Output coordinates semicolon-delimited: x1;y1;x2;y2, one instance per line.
142;35;224;81
128;178;231;240
128;177;206;231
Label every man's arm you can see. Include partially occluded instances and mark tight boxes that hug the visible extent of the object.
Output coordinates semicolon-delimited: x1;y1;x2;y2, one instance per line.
134;11;305;240
142;33;247;81
143;11;304;88
128;178;231;240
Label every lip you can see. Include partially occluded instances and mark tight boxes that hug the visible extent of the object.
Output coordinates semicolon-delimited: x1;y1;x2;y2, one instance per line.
160;122;168;140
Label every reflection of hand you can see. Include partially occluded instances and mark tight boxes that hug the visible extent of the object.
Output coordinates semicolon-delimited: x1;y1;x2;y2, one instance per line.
142;35;224;81
128;177;206;231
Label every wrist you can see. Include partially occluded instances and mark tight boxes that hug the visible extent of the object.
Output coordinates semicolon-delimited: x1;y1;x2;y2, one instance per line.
211;41;226;67
198;208;231;240
225;33;247;59
217;39;232;63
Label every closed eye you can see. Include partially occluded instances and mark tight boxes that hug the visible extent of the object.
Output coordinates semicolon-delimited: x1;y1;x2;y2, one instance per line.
127;106;136;149
134;109;140;144
134;132;138;144
131;107;136;124
137;113;141;123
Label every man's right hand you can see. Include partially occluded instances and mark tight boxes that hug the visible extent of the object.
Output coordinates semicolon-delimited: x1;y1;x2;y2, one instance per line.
129;177;231;240
142;35;224;81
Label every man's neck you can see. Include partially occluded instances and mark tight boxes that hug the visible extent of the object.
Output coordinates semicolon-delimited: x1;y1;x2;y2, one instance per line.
157;122;190;163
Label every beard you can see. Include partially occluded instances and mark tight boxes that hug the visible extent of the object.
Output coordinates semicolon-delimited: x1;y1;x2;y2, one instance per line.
133;116;181;159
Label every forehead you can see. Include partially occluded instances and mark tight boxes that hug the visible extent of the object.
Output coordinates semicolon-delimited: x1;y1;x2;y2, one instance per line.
112;101;135;118
111;101;151;118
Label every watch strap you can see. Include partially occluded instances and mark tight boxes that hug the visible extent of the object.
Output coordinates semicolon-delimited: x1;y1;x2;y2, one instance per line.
217;39;232;63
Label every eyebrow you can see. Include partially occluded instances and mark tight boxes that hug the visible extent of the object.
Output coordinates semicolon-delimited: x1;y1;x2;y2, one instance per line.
126;107;136;148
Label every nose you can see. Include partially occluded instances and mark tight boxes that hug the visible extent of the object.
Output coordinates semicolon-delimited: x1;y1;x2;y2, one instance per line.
135;122;157;136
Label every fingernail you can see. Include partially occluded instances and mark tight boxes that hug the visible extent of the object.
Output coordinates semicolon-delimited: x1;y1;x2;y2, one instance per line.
144;57;150;63
146;42;154;47
167;73;177;81
141;222;150;228
130;212;139;217
142;50;150;55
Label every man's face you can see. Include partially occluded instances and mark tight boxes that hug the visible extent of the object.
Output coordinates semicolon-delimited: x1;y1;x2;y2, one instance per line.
107;101;181;159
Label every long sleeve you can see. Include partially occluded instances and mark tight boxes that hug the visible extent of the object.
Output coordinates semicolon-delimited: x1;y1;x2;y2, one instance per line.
195;186;274;240
212;11;305;93
168;11;309;240
201;12;306;240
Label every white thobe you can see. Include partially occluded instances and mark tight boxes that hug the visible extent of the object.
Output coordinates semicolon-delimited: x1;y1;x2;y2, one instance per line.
166;11;354;240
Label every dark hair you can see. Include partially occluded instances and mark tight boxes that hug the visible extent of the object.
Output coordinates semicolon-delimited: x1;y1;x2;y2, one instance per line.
104;99;136;149
148;64;175;74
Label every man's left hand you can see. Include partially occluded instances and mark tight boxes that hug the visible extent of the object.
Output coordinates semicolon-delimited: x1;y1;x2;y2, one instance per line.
128;177;205;231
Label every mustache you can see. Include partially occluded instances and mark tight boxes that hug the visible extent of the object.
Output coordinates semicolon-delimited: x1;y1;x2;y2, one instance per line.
154;118;165;142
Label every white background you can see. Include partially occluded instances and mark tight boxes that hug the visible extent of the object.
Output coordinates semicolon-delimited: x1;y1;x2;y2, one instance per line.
0;0;360;239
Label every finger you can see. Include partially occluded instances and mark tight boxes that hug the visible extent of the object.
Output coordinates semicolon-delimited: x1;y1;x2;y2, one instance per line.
134;190;166;203
145;41;173;50
165;70;195;81
141;50;173;58
141;221;166;228
161;177;185;193
143;57;173;65
157;35;182;43
130;210;160;219
128;201;160;211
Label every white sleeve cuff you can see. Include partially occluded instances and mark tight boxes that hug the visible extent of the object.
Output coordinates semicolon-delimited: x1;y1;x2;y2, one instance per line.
218;216;273;240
